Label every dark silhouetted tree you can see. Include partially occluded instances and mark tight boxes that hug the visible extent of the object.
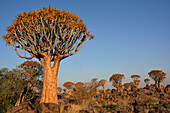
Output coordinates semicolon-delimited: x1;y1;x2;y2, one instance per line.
3;6;94;104
148;70;166;88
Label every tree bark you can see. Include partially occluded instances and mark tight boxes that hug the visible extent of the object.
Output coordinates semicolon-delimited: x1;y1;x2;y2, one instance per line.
158;82;161;88
40;56;60;104
102;85;106;93
155;82;158;88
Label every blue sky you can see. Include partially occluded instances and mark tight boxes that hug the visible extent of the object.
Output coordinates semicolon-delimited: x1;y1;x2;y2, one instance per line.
0;0;170;88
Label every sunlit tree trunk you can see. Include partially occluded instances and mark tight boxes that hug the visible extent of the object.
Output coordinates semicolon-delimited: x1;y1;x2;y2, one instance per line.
40;56;60;104
66;89;68;93
102;85;106;93
158;82;161;88
136;84;139;88
68;89;72;94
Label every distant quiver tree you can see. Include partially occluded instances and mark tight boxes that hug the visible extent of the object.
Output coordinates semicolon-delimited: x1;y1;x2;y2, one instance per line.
131;75;141;88
109;74;124;92
148;70;166;88
98;79;107;93
144;78;150;87
63;82;75;94
3;6;94;104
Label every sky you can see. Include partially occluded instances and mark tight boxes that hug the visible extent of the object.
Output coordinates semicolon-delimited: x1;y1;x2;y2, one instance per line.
0;0;170;88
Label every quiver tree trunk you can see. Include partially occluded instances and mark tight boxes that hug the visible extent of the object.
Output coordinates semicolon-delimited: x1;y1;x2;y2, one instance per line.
158;82;161;88
68;89;72;94
136;84;139;88
40;56;60;104
155;82;158;88
66;89;68;93
102;85;106;93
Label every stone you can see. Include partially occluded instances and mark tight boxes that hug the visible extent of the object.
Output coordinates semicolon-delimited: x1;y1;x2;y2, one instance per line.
7;102;60;113
7;102;34;113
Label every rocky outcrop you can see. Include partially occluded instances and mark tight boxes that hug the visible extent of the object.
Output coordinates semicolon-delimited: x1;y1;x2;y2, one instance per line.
7;102;60;113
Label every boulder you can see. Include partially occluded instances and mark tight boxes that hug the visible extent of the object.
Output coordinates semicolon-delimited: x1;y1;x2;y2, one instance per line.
7;102;60;113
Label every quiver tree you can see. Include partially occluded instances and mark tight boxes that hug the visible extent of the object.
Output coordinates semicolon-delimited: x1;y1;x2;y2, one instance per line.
109;74;124;92
63;82;75;94
63;88;66;93
123;83;131;91
3;6;94;104
57;87;62;93
144;78;150;87
134;80;140;88
91;78;99;92
148;70;166;88
129;82;135;90
75;82;84;90
15;61;43;106
98;79;107;93
131;75;141;88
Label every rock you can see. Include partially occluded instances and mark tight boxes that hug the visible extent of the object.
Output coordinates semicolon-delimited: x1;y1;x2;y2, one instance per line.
7;102;34;113
35;103;60;113
117;110;129;113
7;102;60;113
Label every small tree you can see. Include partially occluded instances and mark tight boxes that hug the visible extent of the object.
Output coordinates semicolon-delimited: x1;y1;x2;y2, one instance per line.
131;75;141;88
123;83;131;91
15;61;43;106
3;6;94;104
98;79;107;93
109;74;124;92
57;87;62;93
63;82;75;94
144;78;150;87
129;82;135;90
75;82;84;90
148;70;166;88
91;78;99;92
134;80;140;88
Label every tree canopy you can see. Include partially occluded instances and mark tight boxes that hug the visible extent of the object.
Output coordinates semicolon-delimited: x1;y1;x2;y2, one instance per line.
3;5;94;61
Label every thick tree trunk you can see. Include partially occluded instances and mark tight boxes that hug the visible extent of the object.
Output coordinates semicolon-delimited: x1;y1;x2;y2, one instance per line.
40;56;60;104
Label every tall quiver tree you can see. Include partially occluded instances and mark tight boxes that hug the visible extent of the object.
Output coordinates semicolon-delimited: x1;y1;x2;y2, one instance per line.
3;6;94;104
109;74;124;92
144;78;150;87
98;79;107;93
131;75;141;88
148;70;166;88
